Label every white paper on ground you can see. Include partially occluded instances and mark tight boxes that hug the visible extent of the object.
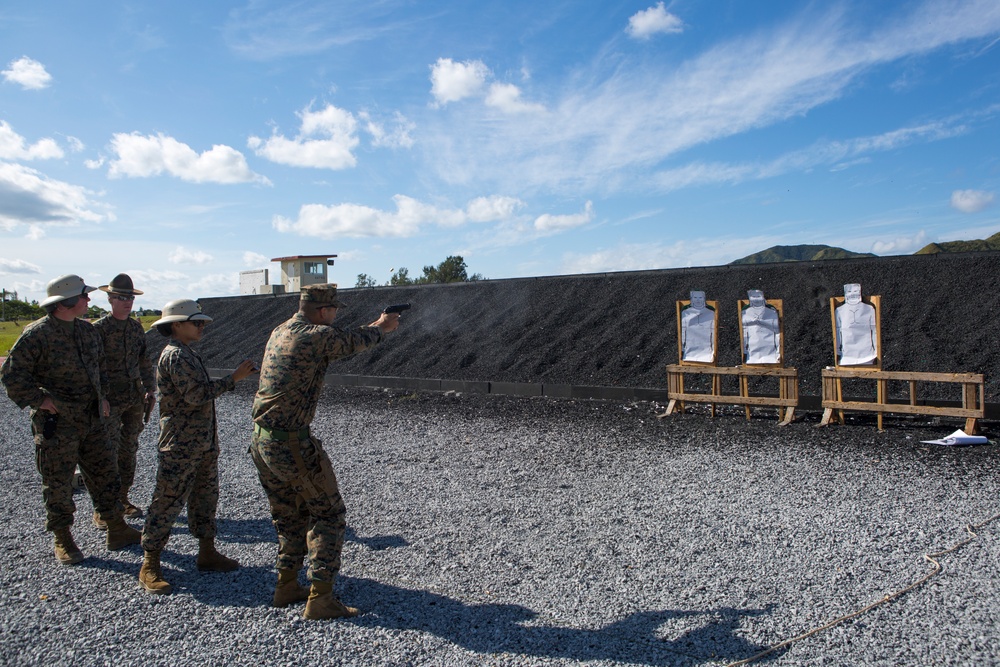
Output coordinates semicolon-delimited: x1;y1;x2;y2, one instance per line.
920;429;989;446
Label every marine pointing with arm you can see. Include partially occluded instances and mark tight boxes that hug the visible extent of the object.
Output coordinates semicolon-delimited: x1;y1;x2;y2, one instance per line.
249;283;401;619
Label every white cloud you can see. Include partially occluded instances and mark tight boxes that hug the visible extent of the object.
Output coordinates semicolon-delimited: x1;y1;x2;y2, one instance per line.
534;201;594;232
25;224;45;241
0;121;64;160
2;56;53;90
187;272;240;297
249;103;360;169
430;58;489;106
650;118;972;191
0;258;42;274
107;132;271;185
870;230;928;254
243;251;269;267
466;195;525;222
273;193;525;239
626;3;683;40
0;162;110;230
168;246;214;265
359;110;415;149
485;83;545;114
424;2;1000;195
950;189;995;213
560;234;783;274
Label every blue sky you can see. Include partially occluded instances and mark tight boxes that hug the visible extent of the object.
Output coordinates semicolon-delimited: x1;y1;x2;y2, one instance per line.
1;0;999;311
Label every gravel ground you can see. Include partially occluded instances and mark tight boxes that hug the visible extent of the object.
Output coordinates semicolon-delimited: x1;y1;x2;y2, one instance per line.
1;383;998;666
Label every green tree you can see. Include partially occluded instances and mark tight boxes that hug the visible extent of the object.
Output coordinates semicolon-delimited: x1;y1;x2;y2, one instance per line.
1;292;44;322
87;304;109;319
355;273;377;288
389;267;413;285
417;255;475;284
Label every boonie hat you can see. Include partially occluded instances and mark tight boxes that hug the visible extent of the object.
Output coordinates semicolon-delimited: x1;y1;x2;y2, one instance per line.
300;283;344;308
99;273;144;296
41;274;98;307
151;299;214;327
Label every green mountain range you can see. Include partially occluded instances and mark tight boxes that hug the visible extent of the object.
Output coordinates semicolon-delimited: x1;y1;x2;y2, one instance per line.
731;231;1000;265
914;231;1000;254
730;244;875;265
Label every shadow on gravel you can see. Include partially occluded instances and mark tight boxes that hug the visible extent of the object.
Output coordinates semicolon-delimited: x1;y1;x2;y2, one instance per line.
344;576;774;666
212;518;409;551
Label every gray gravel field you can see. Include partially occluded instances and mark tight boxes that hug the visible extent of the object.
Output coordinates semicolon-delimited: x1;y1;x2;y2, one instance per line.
1;384;998;666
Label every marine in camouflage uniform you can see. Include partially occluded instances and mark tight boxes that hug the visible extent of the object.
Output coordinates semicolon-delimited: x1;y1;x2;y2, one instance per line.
93;273;155;519
251;283;399;618
138;298;257;595
0;274;140;566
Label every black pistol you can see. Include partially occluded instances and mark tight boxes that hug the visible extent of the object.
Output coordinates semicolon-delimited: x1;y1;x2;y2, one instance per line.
383;303;411;315
42;412;58;439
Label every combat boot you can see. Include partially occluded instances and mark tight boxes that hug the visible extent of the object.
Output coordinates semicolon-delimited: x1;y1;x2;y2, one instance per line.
196;538;239;572
53;527;84;565
138;550;172;595
272;568;311;608
120;496;143;518
105;517;141;550
303;580;359;620
92;510;108;531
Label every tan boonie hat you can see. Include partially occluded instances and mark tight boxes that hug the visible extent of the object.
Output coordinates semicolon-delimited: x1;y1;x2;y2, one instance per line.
151;299;213;327
300;283;344;308
41;274;98;307
99;273;144;295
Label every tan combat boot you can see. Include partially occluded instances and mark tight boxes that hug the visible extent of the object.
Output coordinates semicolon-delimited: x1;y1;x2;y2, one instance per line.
92;510;108;531
302;580;359;620
105;517;141;550
120;496;143;518
138;550;172;595
272;568;311;608
196;538;239;572
53;527;84;565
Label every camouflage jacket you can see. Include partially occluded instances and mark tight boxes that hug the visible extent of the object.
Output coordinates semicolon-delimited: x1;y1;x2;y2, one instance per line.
252;312;383;430
93;314;155;405
156;340;235;453
1;315;108;411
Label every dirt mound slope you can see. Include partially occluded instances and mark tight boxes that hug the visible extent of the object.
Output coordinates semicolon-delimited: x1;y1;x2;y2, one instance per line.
147;251;1000;401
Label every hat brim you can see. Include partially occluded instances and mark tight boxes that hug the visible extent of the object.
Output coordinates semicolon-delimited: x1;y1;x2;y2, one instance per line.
150;313;213;328
40;284;99;307
99;285;144;295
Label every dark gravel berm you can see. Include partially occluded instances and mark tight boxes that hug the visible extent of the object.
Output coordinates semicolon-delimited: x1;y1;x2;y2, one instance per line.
154;251;1000;402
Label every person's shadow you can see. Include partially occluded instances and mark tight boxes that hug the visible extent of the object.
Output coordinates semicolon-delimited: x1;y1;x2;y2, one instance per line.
340;576;775;666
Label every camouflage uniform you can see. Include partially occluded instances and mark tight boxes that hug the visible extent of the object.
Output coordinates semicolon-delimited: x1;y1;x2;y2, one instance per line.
141;340;236;553
93;314;154;502
251;311;383;583
0;315;123;531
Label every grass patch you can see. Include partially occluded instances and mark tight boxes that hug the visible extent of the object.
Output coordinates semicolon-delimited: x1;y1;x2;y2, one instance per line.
1;321;25;356
1;315;157;356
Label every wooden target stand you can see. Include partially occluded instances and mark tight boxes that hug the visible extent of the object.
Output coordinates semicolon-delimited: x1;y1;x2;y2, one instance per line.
658;299;798;425
820;295;985;432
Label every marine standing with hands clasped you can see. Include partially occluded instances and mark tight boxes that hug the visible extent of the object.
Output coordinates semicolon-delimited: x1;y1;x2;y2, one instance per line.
0;274;141;566
138;299;258;595
250;284;400;619
92;274;155;523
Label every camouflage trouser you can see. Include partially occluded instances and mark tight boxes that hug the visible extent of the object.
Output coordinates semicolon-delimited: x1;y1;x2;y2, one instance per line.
249;430;346;584
141;445;219;552
107;398;145;497
31;402;121;532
